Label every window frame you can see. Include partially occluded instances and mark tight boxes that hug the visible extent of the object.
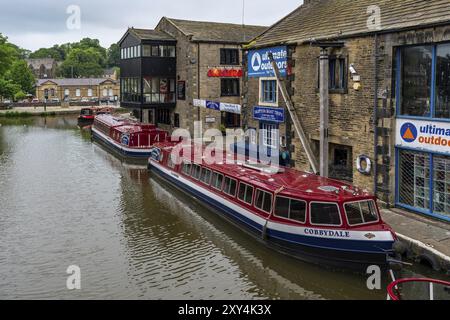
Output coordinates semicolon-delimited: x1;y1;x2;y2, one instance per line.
223;176;238;197
344;200;380;227
211;172;225;191
237;182;254;205
220;48;239;65
221;78;240;97
309;201;343;227
200;168;212;185
254;189;274;214
181;162;192;176
274;196;308;224
259;77;278;106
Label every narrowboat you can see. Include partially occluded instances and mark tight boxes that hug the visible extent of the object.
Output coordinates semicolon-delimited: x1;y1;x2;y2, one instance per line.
92;114;168;158
147;142;400;271
78;107;113;126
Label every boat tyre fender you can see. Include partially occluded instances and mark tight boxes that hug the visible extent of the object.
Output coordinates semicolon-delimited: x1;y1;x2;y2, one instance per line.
356;155;372;175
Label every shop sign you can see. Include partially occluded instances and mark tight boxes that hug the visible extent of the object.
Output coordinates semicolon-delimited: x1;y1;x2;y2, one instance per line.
396;119;450;156
207;69;243;78
194;99;241;115
248;46;287;78
253;106;285;123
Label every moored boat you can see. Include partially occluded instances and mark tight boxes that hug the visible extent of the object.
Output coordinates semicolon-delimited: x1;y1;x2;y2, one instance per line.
92;114;168;158
147;142;400;271
78;107;113;125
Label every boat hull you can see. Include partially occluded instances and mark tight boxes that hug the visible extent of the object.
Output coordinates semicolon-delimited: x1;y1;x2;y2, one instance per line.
92;127;152;159
148;160;396;272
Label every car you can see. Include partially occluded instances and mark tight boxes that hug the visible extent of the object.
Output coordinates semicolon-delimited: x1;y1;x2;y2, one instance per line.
32;98;40;103
50;98;60;103
80;97;90;103
3;99;12;104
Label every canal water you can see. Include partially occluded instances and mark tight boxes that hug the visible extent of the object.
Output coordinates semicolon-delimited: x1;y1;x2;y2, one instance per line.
0;116;445;300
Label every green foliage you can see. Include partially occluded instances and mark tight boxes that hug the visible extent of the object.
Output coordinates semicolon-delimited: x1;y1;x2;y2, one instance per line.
107;43;120;68
14;90;27;101
59;47;105;78
6;60;36;94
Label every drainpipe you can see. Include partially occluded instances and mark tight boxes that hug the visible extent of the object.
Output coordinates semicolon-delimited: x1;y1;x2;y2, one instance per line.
373;33;379;195
319;47;330;178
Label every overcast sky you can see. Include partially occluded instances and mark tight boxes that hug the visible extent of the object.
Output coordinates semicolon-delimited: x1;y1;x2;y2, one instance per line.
0;0;303;51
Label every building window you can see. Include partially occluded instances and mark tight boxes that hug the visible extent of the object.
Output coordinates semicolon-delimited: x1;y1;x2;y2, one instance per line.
260;79;277;105
317;56;347;92
103;89;108;97
398;43;450;120
330;144;353;182
109;89;113;97
121;78;141;102
64;89;70;97
221;78;240;96
436;43;450;119
88;89;93;97
261;123;278;149
174;113;180;128
143;77;176;103
156;109;171;125
222;112;241;128
151;45;160;57
220;49;239;65
76;89;81;97
400;46;433;117
143;45;151;57
50;88;55;96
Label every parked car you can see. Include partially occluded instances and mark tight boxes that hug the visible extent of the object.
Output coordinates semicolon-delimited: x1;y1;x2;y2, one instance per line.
32;98;40;103
50;98;60;103
80;97;90;103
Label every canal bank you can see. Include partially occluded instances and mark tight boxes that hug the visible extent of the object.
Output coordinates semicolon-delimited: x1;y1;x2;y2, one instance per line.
0;106;128;117
381;209;450;274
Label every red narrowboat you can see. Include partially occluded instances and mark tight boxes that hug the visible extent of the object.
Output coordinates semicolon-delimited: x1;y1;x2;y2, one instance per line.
78;107;113;125
148;142;400;271
92;114;169;158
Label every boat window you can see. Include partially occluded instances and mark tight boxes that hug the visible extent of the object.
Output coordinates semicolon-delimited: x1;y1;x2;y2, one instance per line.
310;202;342;226
200;168;212;185
238;183;254;205
275;197;307;223
223;177;237;196
192;165;202;180
344;200;379;226
255;190;273;213
182;162;192;176
212;172;224;190
167;156;176;169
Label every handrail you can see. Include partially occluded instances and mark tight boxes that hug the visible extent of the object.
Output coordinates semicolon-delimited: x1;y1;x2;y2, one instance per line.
388;278;450;301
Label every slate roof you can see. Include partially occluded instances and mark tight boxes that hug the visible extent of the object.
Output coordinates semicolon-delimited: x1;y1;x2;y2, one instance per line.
36;78;117;87
251;0;450;48
128;28;175;41
163;17;268;43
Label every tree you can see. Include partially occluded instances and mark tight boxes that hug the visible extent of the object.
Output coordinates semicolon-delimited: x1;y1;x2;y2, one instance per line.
0;78;21;100
59;47;104;78
6;60;36;94
107;43;120;68
0;34;15;77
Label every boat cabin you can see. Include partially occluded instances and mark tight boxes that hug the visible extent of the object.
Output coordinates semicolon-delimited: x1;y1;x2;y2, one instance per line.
151;142;394;232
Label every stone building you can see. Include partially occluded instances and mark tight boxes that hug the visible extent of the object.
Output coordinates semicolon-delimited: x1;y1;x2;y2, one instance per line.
242;0;450;221
36;78;119;102
26;58;58;79
118;17;267;133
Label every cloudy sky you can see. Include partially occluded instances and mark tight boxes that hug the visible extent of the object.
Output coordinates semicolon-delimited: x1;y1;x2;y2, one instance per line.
1;0;303;51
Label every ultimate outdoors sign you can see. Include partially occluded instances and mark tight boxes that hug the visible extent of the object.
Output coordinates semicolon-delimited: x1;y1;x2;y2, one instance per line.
248;46;288;78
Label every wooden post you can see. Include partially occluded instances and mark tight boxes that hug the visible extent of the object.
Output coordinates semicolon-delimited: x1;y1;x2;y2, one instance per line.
319;48;329;178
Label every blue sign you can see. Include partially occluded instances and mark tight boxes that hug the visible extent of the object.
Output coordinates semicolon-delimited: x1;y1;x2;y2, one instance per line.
400;122;418;143
206;100;220;111
253;106;285;123
248;46;288;78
